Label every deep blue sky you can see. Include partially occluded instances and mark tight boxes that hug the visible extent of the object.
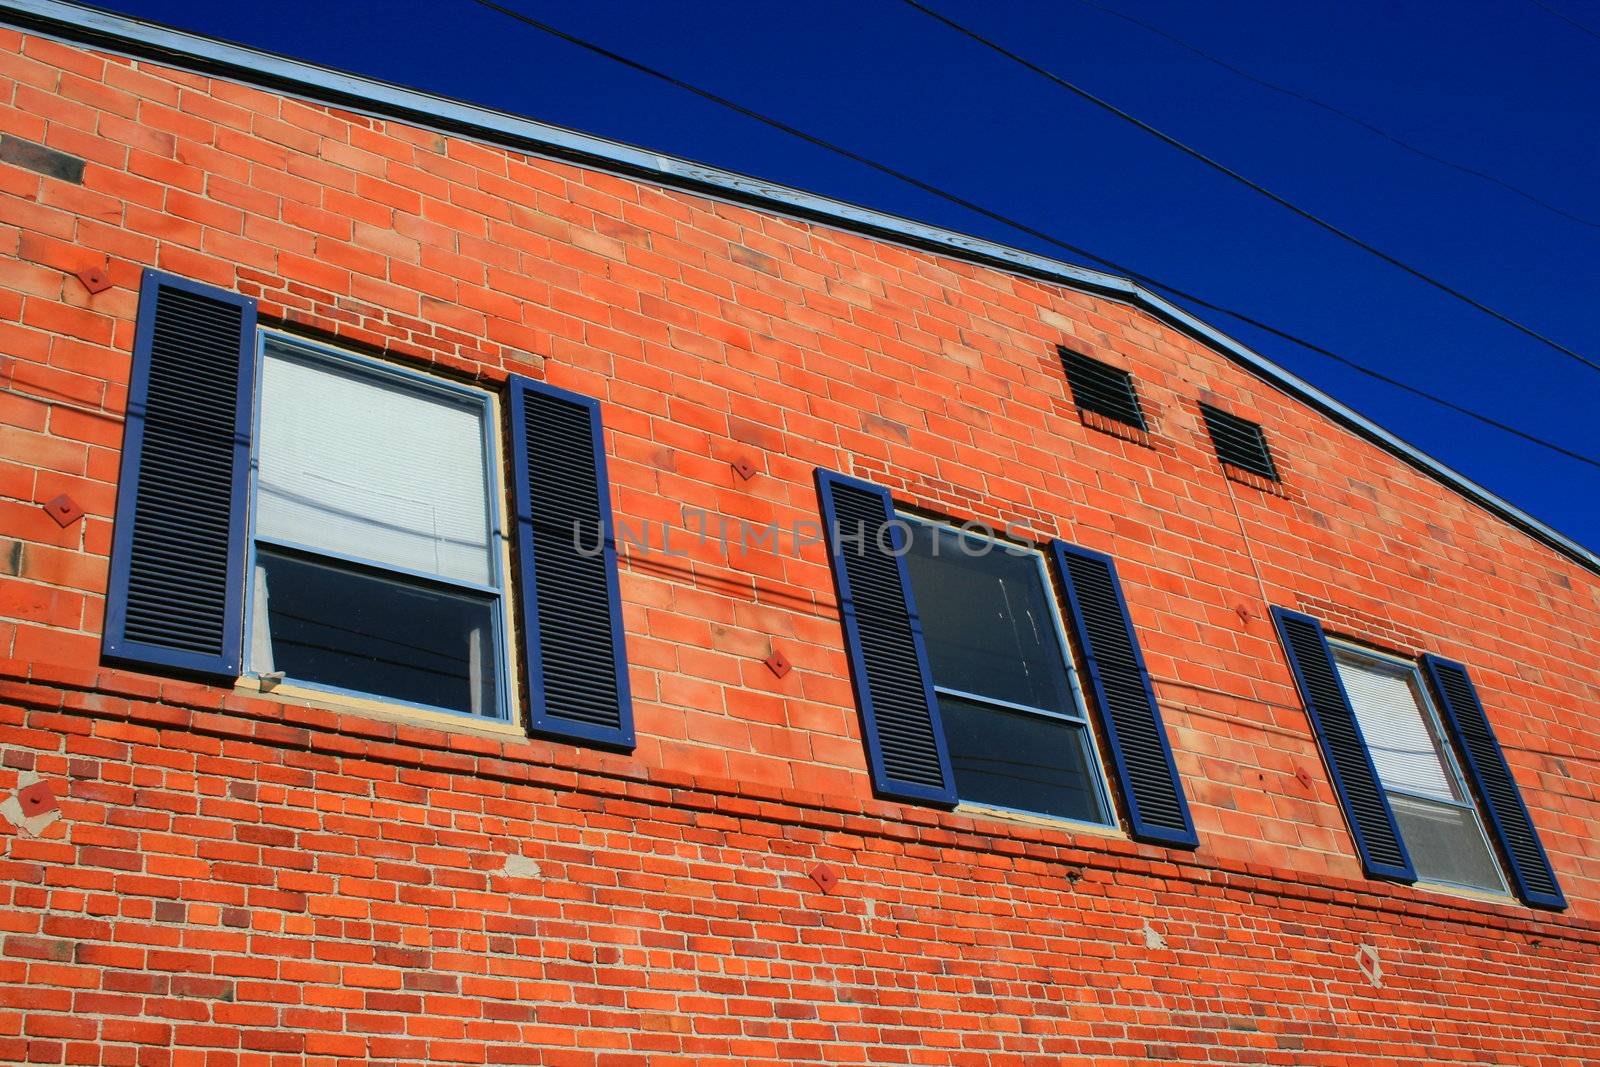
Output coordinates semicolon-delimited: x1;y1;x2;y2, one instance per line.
95;0;1600;552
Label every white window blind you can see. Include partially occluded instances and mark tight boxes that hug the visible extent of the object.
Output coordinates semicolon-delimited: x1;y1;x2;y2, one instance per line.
1333;652;1459;802
255;348;494;586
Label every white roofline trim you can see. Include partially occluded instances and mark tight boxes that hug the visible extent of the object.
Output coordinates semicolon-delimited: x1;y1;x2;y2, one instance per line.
4;0;1596;575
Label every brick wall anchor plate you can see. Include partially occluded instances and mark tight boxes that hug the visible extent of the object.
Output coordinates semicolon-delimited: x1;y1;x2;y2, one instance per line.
76;266;113;294
731;456;758;481
764;648;791;678
43;494;84;527
18;780;57;817
809;864;839;892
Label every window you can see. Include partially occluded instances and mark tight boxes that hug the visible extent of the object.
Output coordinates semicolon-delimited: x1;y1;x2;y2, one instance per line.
106;271;635;747
1331;644;1507;893
1058;347;1146;430
898;517;1113;825
1199;402;1278;481
816;471;1194;843
246;337;511;719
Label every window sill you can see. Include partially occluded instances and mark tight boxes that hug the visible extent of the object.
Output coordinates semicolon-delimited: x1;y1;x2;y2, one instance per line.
1078;408;1155;448
1408;878;1519;908
956;802;1126;841
233;676;526;740
1220;461;1288;497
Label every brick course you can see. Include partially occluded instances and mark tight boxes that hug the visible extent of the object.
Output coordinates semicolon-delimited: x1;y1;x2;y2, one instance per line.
1;26;1598;1065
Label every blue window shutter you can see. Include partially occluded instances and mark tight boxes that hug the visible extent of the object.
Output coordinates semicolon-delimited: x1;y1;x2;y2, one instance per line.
1271;608;1415;881
1051;542;1196;848
103;270;256;678
508;376;634;749
1421;656;1566;909
815;470;955;806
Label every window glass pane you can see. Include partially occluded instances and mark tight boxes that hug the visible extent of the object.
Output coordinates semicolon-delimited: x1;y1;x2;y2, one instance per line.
255;549;499;718
901;522;1076;714
1388;792;1506;893
256;345;494;586
1334;652;1460;801
939;695;1107;823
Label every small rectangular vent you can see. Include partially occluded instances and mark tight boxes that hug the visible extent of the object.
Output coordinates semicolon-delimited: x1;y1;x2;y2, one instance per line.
1059;347;1146;430
1200;403;1278;481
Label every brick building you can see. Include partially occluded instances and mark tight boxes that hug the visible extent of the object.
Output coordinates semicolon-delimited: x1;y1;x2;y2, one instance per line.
2;2;1598;1063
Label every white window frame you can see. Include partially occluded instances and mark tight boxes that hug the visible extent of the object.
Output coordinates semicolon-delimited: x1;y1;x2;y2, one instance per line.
243;331;517;723
1330;640;1508;895
899;513;1117;829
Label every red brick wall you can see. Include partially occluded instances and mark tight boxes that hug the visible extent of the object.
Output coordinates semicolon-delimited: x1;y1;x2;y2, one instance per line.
2;28;1598;1065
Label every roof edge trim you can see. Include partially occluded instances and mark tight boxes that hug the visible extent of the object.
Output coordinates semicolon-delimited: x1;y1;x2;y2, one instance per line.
4;0;1596;575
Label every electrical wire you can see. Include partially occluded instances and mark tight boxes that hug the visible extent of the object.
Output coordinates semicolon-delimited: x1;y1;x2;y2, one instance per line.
1071;0;1600;230
893;0;1600;377
1527;0;1600;42
462;0;1600;472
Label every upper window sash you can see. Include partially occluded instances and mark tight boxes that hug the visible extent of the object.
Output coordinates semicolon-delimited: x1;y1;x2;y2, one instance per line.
897;515;1087;720
252;334;502;588
1329;641;1472;802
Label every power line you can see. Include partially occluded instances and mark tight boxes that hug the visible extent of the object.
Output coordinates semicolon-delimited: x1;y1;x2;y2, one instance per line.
893;0;1600;377
1071;0;1600;231
462;0;1600;472
1189;304;1600;471
1527;0;1600;42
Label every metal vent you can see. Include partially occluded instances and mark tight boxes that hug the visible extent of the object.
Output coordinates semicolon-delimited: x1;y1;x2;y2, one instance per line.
1059;347;1146;430
1200;403;1278;480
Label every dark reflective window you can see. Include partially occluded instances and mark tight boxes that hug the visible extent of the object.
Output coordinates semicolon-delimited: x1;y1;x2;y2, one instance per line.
939;694;1104;823
901;522;1076;713
256;548;499;718
901;518;1109;824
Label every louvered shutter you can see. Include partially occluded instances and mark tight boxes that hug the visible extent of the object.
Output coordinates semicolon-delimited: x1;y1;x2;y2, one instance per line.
1271;608;1415;881
103;270;257;677
1421;656;1566;909
509;376;633;749
1052;542;1196;847
815;470;955;806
